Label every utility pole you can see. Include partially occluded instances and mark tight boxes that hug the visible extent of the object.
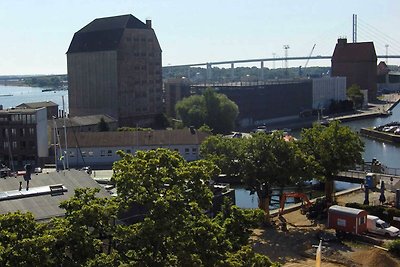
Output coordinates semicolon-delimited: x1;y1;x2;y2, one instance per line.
352;14;357;43
283;45;290;77
272;53;276;69
385;44;389;64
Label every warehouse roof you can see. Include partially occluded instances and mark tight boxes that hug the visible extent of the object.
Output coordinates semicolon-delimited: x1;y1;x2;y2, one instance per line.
60;128;210;148
67;14;149;53
52;114;117;128
0;169;110;221
16;101;58;109
332;38;377;62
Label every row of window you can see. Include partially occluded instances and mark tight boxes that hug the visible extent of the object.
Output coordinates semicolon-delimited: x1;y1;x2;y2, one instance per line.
3;141;35;150
0;114;37;124
1;128;35;137
68;147;198;158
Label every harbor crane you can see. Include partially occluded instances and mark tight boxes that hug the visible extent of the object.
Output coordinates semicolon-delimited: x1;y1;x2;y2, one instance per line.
299;44;316;77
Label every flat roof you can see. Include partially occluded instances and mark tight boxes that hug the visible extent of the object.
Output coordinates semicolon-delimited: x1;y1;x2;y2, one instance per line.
0;169;110;221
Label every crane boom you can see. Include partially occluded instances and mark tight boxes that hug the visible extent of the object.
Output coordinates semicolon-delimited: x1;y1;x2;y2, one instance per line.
304;44;316;69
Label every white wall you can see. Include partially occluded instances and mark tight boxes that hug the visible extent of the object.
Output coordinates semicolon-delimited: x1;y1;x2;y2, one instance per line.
312;77;347;109
36;108;48;157
65;144;201;168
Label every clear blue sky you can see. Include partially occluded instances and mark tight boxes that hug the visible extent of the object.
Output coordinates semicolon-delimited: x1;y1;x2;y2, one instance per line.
0;0;399;75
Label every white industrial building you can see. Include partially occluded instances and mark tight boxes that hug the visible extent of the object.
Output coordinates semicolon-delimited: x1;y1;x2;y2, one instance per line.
312;77;347;109
57;128;210;168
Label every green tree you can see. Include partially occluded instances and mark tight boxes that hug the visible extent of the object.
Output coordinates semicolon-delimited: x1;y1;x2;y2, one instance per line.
176;94;206;129
111;148;273;266
240;132;315;223
175;88;239;134
200;135;243;178
0;149;278;266
299;121;364;204
97;117;110;132
347;84;364;109
0;211;59;267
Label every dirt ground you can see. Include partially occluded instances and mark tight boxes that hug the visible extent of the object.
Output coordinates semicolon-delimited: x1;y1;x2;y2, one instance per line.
250;191;400;266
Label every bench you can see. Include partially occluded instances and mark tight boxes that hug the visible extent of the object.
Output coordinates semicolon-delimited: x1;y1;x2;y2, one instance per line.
49;184;64;193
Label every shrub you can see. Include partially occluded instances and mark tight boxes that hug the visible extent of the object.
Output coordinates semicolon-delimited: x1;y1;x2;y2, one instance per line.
388;239;400;257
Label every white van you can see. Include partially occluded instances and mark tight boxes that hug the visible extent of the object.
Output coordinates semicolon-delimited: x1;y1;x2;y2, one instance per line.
367;215;400;237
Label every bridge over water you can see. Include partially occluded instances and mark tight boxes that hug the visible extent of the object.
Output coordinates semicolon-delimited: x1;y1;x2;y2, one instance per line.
336;163;400;189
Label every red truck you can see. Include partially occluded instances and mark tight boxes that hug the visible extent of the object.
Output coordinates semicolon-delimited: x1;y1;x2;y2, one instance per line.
328;205;368;235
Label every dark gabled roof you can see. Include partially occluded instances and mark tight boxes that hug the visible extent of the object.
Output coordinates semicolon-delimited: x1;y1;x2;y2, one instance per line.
377;61;390;76
0;169;109;221
332;39;377;62
16;101;58;109
67;14;148;53
61;129;210;148
51;114;117;128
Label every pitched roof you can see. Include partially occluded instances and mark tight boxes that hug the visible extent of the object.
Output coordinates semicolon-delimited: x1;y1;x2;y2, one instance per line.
0;169;110;221
16;101;58;109
332;39;377;62
52;114;117;128
61;129;210;148
67;14;148;53
377;61;390;76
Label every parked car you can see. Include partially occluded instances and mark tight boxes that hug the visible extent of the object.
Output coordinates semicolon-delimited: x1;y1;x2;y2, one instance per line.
367;215;400;237
34;167;42;173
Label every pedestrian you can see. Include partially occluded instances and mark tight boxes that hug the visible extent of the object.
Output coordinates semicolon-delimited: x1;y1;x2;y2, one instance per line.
24;164;32;190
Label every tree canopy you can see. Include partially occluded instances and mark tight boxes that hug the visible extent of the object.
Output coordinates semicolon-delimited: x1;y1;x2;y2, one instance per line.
299;121;364;204
347;84;364;109
200;135;244;178
0;148;278;266
201;133;316;223
175;88;239;134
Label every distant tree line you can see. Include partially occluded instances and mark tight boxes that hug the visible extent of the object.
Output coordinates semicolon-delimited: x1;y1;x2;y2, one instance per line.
24;75;67;88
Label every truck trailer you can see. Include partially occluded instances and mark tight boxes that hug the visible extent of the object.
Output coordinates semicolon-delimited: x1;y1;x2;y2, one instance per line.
328;205;368;235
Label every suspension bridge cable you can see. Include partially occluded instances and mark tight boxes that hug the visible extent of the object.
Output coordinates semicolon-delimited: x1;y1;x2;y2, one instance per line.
358;18;400;45
358;26;400;52
357;27;400;54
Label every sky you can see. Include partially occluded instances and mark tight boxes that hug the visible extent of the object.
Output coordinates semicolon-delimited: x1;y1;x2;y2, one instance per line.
0;0;399;75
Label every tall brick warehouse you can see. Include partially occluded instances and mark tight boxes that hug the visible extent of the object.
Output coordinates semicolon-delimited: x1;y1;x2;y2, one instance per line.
331;38;377;101
67;14;163;127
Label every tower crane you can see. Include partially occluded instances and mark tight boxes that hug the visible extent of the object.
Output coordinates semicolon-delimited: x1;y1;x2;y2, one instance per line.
299;44;316;77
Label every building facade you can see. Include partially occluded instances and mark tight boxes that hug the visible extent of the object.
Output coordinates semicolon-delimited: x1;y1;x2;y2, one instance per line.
331;38;377;101
58;128;209;168
67;14;163;127
312;77;347;109
164;78;192;117
0;107;48;170
195;80;314;128
16;101;59;120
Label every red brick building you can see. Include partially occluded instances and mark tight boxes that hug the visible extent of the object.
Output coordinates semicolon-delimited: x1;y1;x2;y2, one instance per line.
331;38;377;101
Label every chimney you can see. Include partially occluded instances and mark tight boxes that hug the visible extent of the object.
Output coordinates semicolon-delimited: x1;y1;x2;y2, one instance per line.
146;19;152;29
337;38;347;46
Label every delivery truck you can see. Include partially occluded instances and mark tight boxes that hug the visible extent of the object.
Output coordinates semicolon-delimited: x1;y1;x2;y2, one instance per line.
366;215;400;237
